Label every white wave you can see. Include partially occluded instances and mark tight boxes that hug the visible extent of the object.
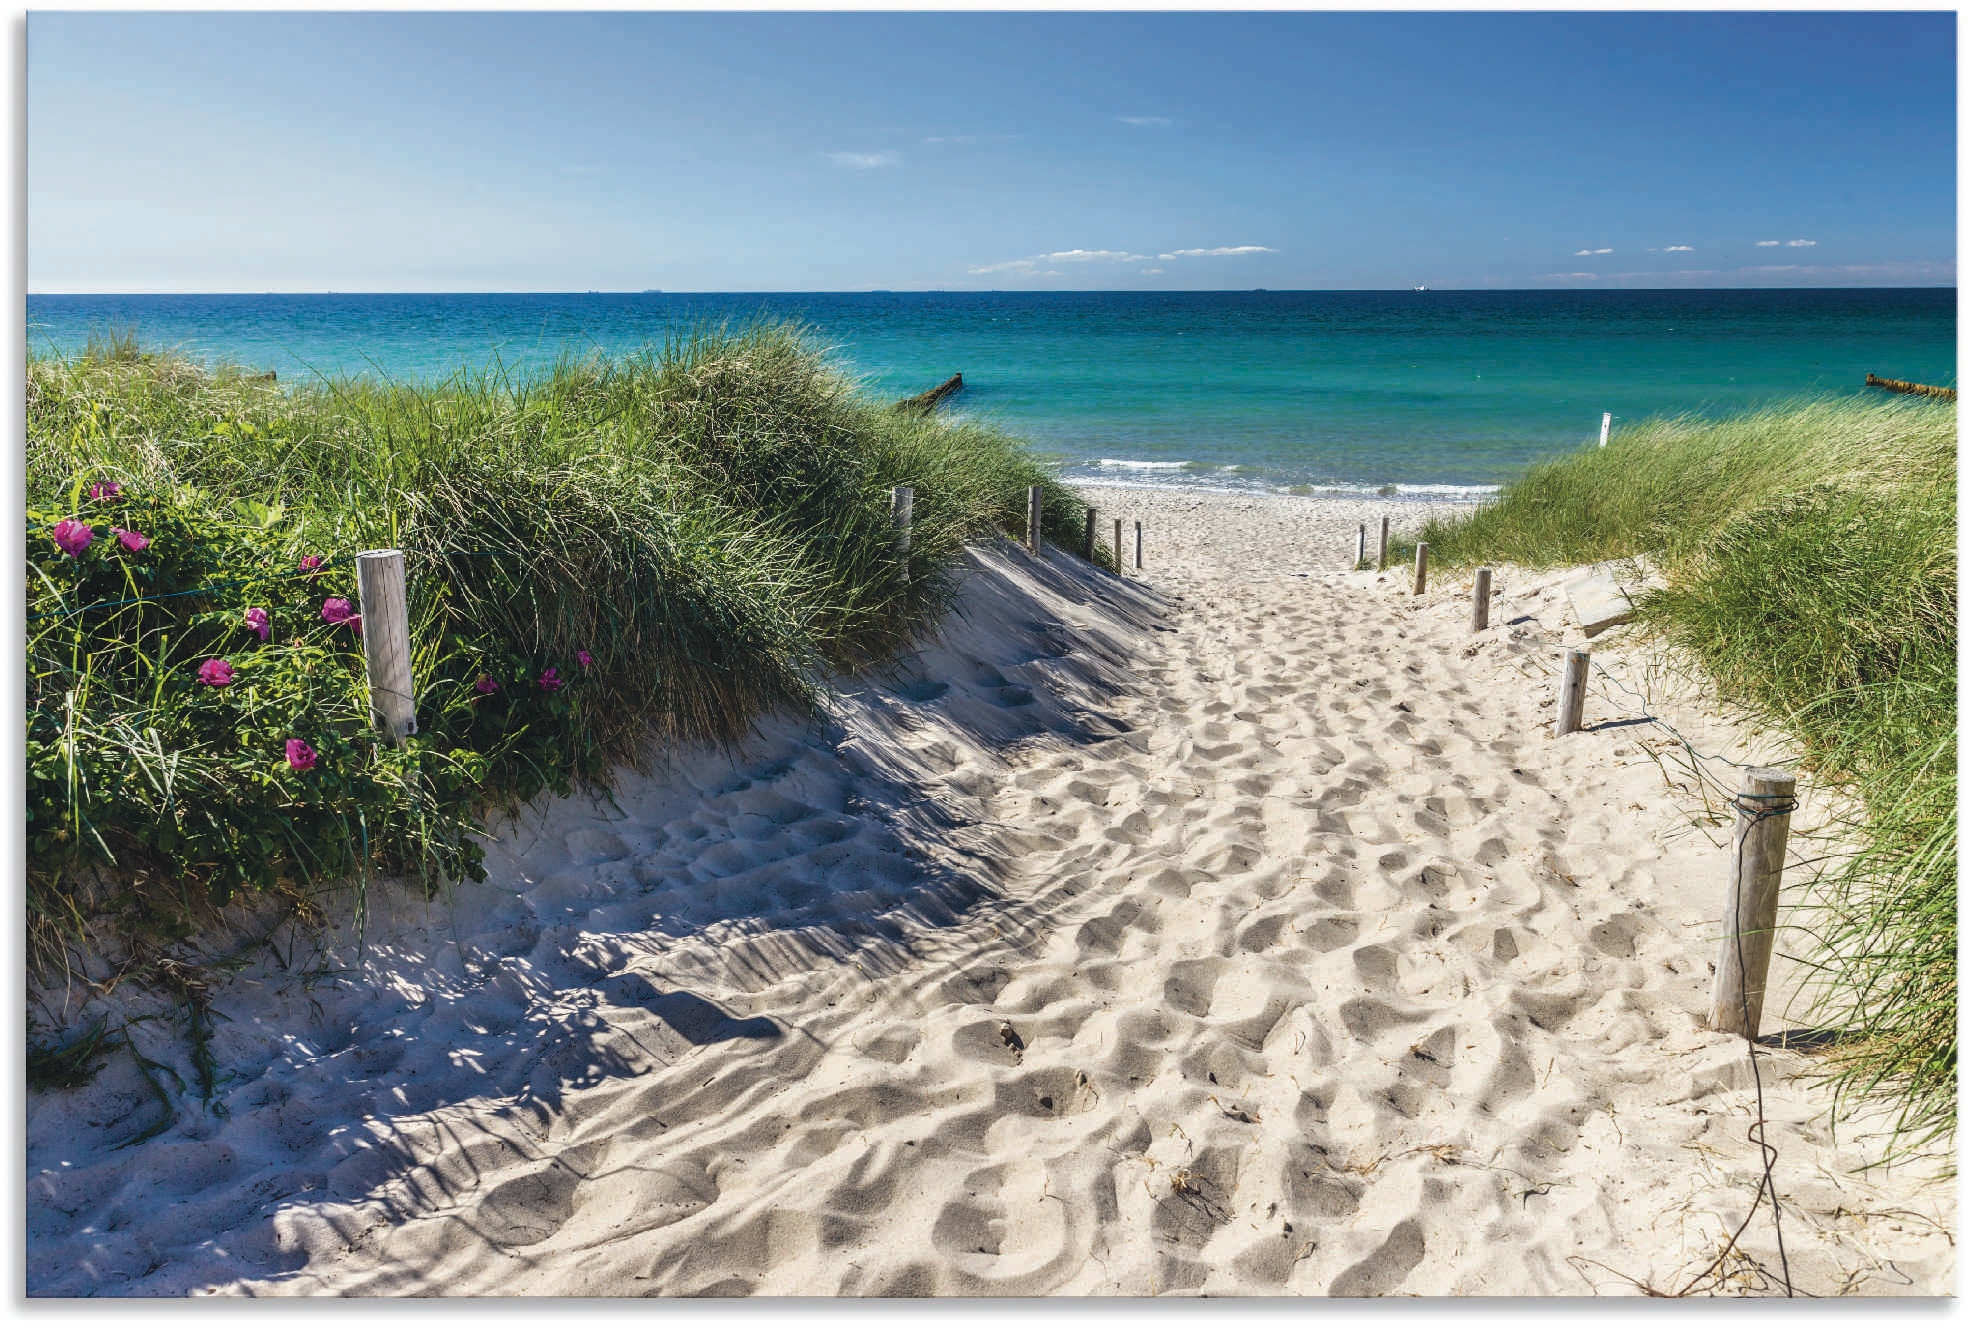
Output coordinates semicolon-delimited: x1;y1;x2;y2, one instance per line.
1095;458;1193;470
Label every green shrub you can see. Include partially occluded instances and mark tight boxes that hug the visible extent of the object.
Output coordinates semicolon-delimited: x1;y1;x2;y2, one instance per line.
25;324;1097;965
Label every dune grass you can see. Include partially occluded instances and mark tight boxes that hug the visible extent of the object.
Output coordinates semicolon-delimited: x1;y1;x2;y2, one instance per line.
26;324;1102;967
1394;397;1957;1151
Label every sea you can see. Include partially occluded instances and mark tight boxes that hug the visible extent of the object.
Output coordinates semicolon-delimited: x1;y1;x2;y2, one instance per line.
25;289;1957;498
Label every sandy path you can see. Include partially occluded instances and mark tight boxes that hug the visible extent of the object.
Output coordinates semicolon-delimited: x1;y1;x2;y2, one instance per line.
27;490;1952;1297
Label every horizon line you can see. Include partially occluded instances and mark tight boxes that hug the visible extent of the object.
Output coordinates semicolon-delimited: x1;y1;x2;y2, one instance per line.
28;284;1961;297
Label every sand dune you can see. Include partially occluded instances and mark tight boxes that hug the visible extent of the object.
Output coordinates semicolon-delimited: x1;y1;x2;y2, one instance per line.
26;488;1952;1297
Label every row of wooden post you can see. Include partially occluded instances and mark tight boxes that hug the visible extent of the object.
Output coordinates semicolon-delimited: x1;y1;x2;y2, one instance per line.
1031;485;1139;572
1372;520;1794;1041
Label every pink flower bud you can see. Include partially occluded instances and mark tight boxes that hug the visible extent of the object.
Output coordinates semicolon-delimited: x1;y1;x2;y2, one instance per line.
87;481;123;501
320;597;353;625
538;668;564;692
245;607;271;641
113;527;150;553
285;738;318;771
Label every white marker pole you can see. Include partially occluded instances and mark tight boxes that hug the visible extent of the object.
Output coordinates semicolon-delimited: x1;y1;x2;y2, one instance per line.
1599;412;1612;448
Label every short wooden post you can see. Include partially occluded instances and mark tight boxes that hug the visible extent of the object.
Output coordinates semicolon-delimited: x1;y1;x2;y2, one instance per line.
1554;648;1589;736
1707;767;1798;1039
1377;516;1390;570
890;485;913;555
1471;567;1492;631
1134;521;1143;570
1356;523;1367;568
1083;507;1096;560
355;550;416;743
1599;412;1612;448
1412;542;1428;595
1114;518;1124;576
1026;485;1043;555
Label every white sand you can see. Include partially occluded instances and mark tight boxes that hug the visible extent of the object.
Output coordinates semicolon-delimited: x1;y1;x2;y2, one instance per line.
26;487;1953;1297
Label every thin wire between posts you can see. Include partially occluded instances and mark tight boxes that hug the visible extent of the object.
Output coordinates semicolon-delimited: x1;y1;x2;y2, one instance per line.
1677;787;1795;1299
1581;651;1794;1297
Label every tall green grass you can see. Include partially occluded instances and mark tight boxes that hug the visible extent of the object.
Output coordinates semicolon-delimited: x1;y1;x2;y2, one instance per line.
1398;398;1957;1150
26;324;1100;965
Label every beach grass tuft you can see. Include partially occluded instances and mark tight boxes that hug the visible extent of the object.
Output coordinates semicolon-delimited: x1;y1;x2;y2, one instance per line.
1398;397;1957;1151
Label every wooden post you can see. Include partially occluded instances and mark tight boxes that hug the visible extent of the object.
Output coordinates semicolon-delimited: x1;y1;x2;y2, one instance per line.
1083;507;1096;560
1599;412;1612;448
1377;516;1390;570
1707;767;1798;1039
1134;520;1143;570
1554;648;1589;736
355;549;416;743
890;485;913;555
1114;518;1124;576
1412;542;1429;595
1471;567;1492;631
1026;485;1043;555
1356;522;1367;568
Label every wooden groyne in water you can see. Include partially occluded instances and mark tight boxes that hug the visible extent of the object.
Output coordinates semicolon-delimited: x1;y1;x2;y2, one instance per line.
895;373;964;414
1866;373;1957;402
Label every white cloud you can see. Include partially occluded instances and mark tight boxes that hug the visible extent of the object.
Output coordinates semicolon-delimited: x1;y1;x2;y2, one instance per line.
1665;244;1694;252
1043;248;1152;263
972;243;1273;277
1755;240;1781;246
1787;238;1817;247
1156;245;1275;259
1573;247;1613;256
1117;116;1172;127
826;151;899;169
1142;268;1164;275
967;258;1039;275
1549;272;1601;280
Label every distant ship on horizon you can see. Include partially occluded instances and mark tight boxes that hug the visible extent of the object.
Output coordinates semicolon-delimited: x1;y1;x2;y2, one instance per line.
1412;284;1428;292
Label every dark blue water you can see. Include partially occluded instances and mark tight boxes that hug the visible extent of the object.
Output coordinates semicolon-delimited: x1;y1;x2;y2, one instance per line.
26;289;1956;495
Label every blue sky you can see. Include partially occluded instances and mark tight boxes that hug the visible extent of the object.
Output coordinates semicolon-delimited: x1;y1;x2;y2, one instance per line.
27;10;1958;292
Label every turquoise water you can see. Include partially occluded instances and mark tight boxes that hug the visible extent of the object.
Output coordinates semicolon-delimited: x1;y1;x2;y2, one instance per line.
26;289;1956;495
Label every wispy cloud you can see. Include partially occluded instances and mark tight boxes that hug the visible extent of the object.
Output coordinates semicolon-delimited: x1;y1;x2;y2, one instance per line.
1574;247;1613;256
971;243;1272;277
1117;115;1172;127
922;133;1019;145
968;258;1039;275
1142;268;1165;275
1665;244;1694;252
1157;245;1275;259
1755;240;1781;247
1547;272;1602;280
1044;248;1152;263
826;151;900;170
1787;238;1817;247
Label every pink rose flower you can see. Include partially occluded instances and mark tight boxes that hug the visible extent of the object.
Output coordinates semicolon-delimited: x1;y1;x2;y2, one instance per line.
474;676;500;695
576;650;593;669
87;481;122;501
245;607;271;641
285;738;318;771
197;658;235;687
538;668;564;692
113;527;150;553
52;519;94;558
320;597;353;625
298;554;324;574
